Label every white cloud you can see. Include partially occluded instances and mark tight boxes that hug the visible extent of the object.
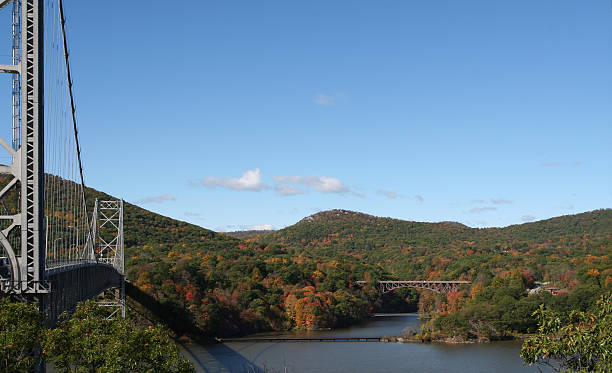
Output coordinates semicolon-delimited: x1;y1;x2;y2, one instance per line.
415;194;424;202
201;168;269;191
275;184;306;196
521;215;536;222
490;198;512;205
201;170;358;197
303;176;348;193
240;224;275;231
314;93;335;106
273;176;300;184
273;175;349;194
135;194;176;204
377;189;397;199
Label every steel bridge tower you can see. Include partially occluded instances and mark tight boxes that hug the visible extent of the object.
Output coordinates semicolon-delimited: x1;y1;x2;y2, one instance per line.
0;0;47;296
0;0;125;323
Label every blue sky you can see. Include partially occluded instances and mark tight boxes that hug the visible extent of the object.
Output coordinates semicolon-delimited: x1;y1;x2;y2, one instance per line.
2;0;611;231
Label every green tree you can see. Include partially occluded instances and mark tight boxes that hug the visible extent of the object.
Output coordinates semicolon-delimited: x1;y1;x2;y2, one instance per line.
44;300;194;373
0;298;44;373
521;294;612;373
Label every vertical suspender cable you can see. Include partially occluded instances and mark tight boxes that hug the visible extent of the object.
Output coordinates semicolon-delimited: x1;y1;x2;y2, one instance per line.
58;0;92;259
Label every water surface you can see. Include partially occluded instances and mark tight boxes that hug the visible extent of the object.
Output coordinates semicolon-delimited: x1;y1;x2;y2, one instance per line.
180;314;541;373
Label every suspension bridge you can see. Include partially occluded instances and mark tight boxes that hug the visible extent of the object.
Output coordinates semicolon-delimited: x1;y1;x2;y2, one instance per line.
0;0;125;324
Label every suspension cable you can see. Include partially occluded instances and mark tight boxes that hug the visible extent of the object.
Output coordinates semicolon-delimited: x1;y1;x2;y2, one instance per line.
58;0;93;259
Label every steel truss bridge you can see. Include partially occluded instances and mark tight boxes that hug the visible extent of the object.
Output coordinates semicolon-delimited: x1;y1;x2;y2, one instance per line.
0;0;125;324
356;281;471;294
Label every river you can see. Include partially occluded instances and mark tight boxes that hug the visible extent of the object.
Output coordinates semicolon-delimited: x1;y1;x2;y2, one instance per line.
180;314;541;373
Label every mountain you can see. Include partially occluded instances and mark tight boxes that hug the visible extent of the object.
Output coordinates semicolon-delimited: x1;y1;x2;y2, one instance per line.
78;185;612;340
8;174;609;341
249;208;611;341
259;208;612;256
252;208;611;286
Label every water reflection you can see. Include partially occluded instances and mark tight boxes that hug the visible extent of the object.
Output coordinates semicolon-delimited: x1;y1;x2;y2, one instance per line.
180;314;542;373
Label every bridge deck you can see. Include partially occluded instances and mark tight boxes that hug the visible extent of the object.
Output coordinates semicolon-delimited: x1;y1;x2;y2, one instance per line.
45;259;114;275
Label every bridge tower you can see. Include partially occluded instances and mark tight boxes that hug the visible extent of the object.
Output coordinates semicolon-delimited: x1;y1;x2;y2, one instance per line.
92;199;126;318
0;0;125;325
0;0;47;295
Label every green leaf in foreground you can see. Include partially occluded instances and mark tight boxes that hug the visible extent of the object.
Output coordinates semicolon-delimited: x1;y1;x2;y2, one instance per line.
44;300;194;373
521;294;612;373
0;298;44;373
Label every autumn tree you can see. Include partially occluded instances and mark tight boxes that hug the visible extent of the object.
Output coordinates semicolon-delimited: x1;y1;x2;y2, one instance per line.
521;294;612;373
44;300;194;373
0;298;44;373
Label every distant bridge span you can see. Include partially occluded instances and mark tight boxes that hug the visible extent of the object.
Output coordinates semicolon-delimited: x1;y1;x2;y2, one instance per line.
356;281;471;294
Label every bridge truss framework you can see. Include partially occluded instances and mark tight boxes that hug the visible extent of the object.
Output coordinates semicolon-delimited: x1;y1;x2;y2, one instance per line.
356;281;471;294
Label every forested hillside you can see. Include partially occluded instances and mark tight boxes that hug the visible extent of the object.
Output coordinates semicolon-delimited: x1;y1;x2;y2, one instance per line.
256;208;612;281
80;188;382;341
80;183;612;342
251;209;611;341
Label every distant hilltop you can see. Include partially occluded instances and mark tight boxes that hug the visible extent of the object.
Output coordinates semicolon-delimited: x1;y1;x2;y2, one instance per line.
299;209;380;224
298;209;467;227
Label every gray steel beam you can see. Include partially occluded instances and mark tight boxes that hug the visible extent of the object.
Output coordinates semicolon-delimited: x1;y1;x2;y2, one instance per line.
0;64;19;73
19;0;46;294
0;0;22;291
0;0;47;295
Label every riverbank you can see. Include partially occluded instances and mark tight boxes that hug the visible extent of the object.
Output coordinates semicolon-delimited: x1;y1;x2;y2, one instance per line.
180;314;536;373
209;313;532;346
380;334;525;344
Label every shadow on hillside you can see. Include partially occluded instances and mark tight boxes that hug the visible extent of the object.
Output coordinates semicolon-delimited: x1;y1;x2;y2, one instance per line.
125;281;213;345
181;343;266;373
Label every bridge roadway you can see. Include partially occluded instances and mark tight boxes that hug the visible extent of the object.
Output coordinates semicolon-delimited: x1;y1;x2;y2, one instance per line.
44;260;124;323
1;258;123;323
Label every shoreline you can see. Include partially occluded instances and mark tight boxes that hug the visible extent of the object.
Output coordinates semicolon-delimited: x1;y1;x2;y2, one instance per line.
205;312;532;346
381;334;531;344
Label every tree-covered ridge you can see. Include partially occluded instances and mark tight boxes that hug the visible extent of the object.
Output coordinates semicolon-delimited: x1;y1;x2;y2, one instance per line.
79;187;383;340
254;209;611;283
76;183;612;342
248;208;611;341
261;208;612;256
